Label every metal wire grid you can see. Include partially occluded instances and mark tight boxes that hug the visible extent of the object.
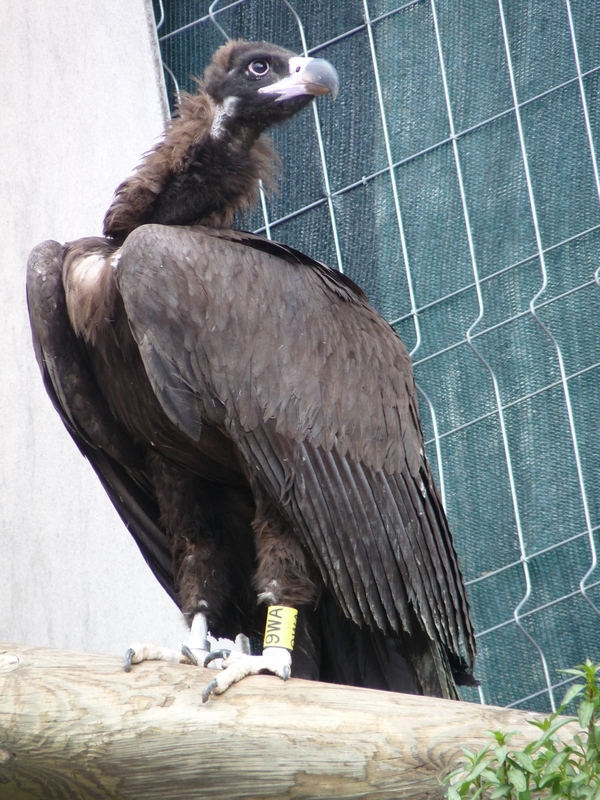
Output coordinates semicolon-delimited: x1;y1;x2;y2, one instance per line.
153;0;600;711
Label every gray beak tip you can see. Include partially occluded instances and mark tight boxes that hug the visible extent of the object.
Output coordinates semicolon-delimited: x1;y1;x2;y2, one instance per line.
304;58;339;100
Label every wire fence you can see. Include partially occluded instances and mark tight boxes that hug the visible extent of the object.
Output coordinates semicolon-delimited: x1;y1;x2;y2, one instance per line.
152;0;600;712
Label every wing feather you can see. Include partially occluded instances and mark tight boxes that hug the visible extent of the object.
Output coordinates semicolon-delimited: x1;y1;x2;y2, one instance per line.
287;442;359;621
327;447;398;630
26;240;176;604
311;447;385;630
392;470;454;643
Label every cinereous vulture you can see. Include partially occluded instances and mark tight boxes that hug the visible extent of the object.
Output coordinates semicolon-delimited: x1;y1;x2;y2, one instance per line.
27;40;476;701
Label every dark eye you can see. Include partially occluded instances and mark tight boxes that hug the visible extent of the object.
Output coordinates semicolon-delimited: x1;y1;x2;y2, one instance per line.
248;59;269;77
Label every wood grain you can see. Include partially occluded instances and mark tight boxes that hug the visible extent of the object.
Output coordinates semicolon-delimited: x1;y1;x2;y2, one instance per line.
0;643;575;800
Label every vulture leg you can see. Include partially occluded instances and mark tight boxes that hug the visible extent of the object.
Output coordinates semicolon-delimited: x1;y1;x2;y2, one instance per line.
183;615;251;669
124;452;257;671
179;610;211;666
251;488;320;609
201;492;321;700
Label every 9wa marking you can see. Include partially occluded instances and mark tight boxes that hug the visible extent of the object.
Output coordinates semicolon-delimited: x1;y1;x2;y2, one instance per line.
264;606;297;649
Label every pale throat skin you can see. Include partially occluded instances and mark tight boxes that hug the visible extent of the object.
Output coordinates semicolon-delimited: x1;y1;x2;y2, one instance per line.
209;96;239;139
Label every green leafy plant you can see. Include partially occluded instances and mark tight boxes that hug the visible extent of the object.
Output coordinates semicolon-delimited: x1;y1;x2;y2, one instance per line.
445;660;600;799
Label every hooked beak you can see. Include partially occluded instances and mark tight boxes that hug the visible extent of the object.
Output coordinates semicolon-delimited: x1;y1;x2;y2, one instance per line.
258;56;339;102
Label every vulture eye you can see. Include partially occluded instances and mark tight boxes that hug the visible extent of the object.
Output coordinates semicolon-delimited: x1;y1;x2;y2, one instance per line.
248;59;270;78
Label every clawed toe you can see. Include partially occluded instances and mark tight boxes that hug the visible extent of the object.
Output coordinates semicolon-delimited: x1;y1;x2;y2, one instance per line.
204;648;231;667
180;644;199;666
202;678;219;703
123;648;135;673
122;643;186;671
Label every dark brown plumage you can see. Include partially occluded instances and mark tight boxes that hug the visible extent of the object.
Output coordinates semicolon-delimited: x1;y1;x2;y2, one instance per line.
27;40;476;698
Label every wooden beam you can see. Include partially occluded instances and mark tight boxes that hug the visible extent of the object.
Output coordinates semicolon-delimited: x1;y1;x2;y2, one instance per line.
0;642;575;800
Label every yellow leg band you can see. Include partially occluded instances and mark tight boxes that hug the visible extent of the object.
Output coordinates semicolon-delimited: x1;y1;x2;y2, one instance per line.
263;606;298;651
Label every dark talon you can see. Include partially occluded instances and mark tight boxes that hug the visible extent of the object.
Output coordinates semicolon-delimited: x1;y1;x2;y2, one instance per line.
282;665;291;681
181;644;199;666
202;678;219;703
203;649;231;667
123;648;134;673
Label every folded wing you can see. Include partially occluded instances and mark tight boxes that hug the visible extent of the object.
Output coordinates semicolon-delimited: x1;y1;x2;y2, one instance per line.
117;224;476;672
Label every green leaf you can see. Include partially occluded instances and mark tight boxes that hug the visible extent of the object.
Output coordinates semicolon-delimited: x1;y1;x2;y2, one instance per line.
528;719;550;732
580;700;595;729
580;788;597;800
512;752;535;773
470;787;487;800
487;731;518;749
578;788;595;800
443;769;463;784
543;750;570;775
508;767;527;792
466;758;492;782
530;717;578;751
480;769;502;784
495;746;508;765
539;773;564;790
571;772;589;785
445;660;600;799
490;785;512;799
562;684;586;708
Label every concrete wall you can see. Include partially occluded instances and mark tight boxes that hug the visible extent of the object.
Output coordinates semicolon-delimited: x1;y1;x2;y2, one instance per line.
0;0;187;654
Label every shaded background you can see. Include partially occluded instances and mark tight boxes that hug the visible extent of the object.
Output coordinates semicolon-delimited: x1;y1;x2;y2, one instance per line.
153;0;600;712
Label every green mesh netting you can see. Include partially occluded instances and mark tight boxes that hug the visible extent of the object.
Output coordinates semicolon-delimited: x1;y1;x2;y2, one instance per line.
153;0;600;712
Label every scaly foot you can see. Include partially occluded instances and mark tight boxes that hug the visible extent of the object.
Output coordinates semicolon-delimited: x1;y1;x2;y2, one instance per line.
123;612;248;671
202;646;291;702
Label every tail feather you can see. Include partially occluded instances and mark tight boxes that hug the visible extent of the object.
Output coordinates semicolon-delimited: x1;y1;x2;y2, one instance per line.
292;594;472;699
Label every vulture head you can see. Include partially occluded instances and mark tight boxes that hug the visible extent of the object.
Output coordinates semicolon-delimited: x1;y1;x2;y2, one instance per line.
203;40;339;135
103;40;338;240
